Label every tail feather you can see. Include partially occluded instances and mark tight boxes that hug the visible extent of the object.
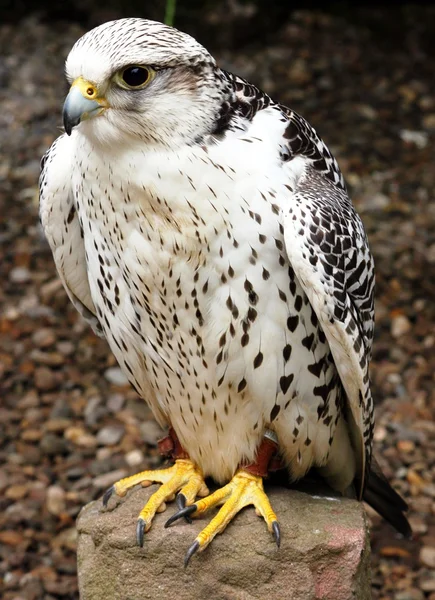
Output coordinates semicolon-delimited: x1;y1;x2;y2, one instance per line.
363;458;412;539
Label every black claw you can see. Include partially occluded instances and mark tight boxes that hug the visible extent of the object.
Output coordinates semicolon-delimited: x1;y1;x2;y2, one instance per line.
184;540;200;567
176;493;186;510
136;518;146;547
165;504;197;528
176;493;193;524
102;485;115;507
272;521;281;548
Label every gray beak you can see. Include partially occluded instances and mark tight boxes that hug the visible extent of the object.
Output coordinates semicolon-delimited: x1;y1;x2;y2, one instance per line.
63;86;102;135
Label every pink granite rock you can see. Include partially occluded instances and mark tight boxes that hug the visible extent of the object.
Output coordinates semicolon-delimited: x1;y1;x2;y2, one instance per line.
77;484;371;600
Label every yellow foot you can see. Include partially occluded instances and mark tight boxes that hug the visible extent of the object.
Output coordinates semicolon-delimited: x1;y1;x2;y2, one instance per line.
165;470;280;566
102;459;209;546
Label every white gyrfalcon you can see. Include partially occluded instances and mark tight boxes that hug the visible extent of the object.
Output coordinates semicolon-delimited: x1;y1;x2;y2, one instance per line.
40;18;411;564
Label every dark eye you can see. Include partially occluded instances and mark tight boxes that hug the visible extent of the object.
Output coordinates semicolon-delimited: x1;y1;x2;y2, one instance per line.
121;66;151;87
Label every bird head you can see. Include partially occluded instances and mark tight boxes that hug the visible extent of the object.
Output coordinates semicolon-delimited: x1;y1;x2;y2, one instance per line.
63;18;229;148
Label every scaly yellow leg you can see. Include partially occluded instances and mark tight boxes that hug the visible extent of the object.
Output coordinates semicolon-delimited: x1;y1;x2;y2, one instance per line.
102;459;209;546
165;469;280;565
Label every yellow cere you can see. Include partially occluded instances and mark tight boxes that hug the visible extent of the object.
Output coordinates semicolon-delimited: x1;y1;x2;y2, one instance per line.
71;76;108;106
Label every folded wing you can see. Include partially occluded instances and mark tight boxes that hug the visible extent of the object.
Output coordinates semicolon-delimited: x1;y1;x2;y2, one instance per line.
282;166;375;496
39;136;103;337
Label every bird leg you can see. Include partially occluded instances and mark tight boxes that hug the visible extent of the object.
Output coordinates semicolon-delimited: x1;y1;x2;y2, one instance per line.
166;432;280;566
102;427;209;546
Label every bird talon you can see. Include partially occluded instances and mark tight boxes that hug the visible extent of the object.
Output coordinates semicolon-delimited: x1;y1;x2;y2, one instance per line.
100;459;206;543
177;493;186;509
272;521;281;548
184;540;200;567
165;504;197;528
177;493;193;524
102;485;115;508
136;518;146;547
173;470;279;555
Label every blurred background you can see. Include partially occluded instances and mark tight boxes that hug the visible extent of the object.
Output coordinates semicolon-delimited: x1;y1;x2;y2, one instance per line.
0;1;434;599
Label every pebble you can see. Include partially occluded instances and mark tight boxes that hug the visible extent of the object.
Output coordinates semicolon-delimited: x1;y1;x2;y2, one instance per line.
64;426;97;448
380;546;411;558
32;327;56;348
397;440;415;453
422;484;435;498
39;433;69;456
30;566;57;583
17;389;39;409
407;470;426;489
0;530;25;546
30;349;64;366
56;340;75;355
359;193;390;212
20;576;44;599
423;113;435;130
46;485;66;515
53;555;77;575
96;425;125;446
34;366;58;391
84;395;107;426
107;393;125;413
399;129;429;149
3;571;20;587
44;418;72;433
21;429;42;442
420;579;435;593
44;576;78;596
408;516;428;535
125;449;145;467
92;469;127;490
390;423;426;443
374;425;387;442
22;408;41;427
391;315;412;338
5;484;28;500
104;367;129;386
65;467;86;480
9;266;31;283
50;397;75;419
52;527;78;551
420;547;435;569
96;447;112;461
395;591;424;600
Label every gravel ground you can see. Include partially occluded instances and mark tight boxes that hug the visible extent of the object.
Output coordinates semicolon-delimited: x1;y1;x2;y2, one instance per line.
1;8;434;599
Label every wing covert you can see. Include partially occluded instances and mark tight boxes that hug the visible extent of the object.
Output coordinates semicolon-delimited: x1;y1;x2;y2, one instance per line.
282;166;375;495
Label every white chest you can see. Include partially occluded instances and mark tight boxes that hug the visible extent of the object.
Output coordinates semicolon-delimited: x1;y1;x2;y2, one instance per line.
73;136;290;369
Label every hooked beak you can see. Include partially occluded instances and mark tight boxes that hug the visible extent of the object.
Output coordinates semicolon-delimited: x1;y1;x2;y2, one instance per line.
63;77;109;135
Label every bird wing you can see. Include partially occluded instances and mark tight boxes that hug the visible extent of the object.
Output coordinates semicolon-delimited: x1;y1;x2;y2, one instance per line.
282;164;375;496
39;135;103;337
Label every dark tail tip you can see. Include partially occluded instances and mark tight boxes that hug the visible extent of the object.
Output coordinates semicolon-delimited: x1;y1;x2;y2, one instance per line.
363;463;412;539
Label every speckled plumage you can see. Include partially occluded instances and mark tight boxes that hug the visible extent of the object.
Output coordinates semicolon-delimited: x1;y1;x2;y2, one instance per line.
40;19;408;533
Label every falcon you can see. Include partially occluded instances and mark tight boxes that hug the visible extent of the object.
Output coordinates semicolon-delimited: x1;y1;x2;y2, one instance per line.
39;17;411;564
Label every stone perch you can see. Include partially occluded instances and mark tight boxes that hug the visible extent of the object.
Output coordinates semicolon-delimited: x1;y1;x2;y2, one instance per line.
77;483;371;600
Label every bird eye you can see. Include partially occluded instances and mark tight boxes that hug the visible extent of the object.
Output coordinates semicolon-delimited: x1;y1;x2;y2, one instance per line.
118;66;153;89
